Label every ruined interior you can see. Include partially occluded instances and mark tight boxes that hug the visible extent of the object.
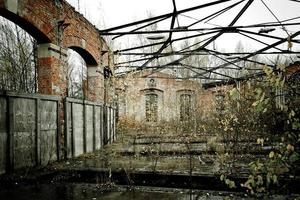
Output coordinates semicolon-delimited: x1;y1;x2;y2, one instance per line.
0;0;300;199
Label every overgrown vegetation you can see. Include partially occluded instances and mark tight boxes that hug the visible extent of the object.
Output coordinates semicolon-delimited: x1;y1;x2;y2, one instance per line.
207;64;300;197
116;62;299;197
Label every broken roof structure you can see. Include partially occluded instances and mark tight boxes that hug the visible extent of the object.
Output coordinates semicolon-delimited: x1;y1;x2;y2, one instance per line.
98;0;300;84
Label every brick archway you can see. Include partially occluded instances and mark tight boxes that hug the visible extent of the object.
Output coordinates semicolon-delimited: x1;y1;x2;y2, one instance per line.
67;46;104;101
0;0;114;159
0;0;111;100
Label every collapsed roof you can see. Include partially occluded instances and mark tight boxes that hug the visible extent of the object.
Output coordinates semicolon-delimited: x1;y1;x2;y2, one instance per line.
99;0;300;83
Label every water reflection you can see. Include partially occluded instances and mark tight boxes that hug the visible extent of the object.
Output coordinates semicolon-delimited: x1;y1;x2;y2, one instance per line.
0;183;189;200
1;183;295;200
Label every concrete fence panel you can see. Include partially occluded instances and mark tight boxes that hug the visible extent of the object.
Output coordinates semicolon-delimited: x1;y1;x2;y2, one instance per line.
65;98;116;158
12;98;37;169
0;93;116;174
73;102;84;157
0;92;61;173
85;105;94;153
94;106;101;150
39;100;58;166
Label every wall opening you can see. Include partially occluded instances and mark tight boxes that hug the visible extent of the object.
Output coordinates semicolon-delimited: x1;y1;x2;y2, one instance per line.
0;16;37;93
215;91;225;115
180;94;192;121
67;48;87;99
145;93;158;122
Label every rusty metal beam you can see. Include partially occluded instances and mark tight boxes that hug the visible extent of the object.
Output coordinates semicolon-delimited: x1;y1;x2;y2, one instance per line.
114;30;219;53
100;0;234;33
100;23;300;36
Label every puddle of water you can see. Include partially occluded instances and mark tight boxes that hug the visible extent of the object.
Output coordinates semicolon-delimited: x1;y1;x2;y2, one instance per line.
99;190;187;200
1;183;298;200
0;183;190;200
0;183;244;200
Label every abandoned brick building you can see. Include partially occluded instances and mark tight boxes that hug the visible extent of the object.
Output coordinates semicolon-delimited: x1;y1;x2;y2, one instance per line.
115;70;201;123
0;0;116;174
115;69;225;124
115;61;300;127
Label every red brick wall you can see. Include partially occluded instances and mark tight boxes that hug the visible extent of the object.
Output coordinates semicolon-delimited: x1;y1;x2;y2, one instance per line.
0;0;113;102
0;0;104;63
37;56;68;96
286;62;300;74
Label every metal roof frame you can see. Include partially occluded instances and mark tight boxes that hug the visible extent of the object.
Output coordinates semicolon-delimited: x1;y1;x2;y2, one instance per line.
99;0;300;82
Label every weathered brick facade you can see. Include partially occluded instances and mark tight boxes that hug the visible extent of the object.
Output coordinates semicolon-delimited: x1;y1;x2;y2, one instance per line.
115;70;204;123
0;0;114;101
0;0;115;159
115;70;241;126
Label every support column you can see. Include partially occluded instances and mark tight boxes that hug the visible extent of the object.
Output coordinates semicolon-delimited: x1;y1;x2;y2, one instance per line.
85;66;104;102
37;43;68;96
37;43;68;160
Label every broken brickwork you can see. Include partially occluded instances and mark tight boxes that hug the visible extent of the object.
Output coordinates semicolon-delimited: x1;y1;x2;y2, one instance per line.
0;0;115;160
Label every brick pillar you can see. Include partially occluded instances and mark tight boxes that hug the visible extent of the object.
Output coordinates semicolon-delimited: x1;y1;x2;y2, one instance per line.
37;43;68;96
86;65;104;102
37;43;68;159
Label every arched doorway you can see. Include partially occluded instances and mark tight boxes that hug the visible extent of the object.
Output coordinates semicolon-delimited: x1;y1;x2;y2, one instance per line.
67;49;87;99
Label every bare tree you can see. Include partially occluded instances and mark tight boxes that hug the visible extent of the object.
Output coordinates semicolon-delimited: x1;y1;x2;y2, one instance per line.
179;37;210;80
0;17;37;93
67;49;87;99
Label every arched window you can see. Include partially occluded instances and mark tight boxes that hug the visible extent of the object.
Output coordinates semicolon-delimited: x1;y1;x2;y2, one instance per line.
180;94;191;121
215;91;225;114
177;90;194;122
145;93;158;122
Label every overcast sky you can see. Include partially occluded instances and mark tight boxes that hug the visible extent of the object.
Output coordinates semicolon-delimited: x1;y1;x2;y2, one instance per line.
66;0;300;54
